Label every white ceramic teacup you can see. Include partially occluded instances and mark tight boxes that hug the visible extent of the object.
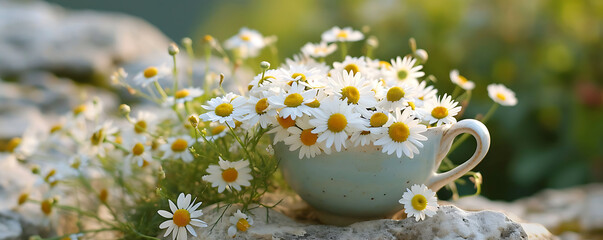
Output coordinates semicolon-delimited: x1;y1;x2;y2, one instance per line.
275;119;490;222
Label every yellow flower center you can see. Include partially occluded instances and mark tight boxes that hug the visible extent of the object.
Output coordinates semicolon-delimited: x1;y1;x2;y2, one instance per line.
276;116;296;129
431;106;449;119
300;129;318;146
115;135;123;145
175;89;190;99
379;61;392;70
255;98;269;114
291;73;307;82
496;93;506;101
7;137;21;153
458;75;468;84
132;143;145;156
211;125;226;135
388;122;410;143
411;194;428;211
18;193;28;205
344;64;360;75
327;113;347;133
143;67;158;78
99;188;108;203
90;129;104;146
44;169;56;182
134;120;147;134
305;99;321;108
387;87;405;102
284;93;304;107
215;103;234;117
173;209;191;227
340;86;360;104
41;199;52;216
397;69;408;80
50;124;62;134
370;113;388;127
73;104;86;116
240;34;251;41
408;102;416;110
70;159;81;169
171;139;188;152
221;168;238;182
336;31;348;38
237;218;251;232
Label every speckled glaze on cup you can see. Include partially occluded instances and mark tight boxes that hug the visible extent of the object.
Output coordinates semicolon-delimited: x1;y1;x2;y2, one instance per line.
275;119;490;220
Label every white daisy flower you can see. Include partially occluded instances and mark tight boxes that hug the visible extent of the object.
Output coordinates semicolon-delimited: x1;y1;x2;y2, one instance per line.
69;100;103;122
201;157;253;193
267;116;297;144
158;193;208;240
227;210;254;238
326;70;377;115
279;64;323;88
421;94;461;127
170;87;204;104
378;84;416;111
351;110;393;147
247;69;281;96
243;96;277;129
132;65;171;87
301;42;337;58
5;128;38;159
125;141;153;167
268;82;318;120
385;56;425;86
413;81;438;107
450;69;475;90
374;109;427;158
321;26;364;43
284;124;331;159
160;136;195;162
200;93;247;127
86;121;118;158
204;123;228;142
331;56;370;76
129;111;158;142
224;27;266;59
398;184;439;221
309;99;367;152
487;83;518;106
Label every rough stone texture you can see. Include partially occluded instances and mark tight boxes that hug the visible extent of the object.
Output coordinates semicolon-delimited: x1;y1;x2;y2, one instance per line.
0;0;170;80
190;204;535;240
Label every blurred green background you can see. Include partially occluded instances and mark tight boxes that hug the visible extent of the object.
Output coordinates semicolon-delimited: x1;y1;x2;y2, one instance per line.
47;0;603;201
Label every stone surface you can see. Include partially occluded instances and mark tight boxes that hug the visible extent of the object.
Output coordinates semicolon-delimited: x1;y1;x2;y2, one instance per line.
190;204;540;240
0;0;170;80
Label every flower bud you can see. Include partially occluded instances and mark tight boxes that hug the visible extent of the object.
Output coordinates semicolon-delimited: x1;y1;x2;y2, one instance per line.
260;61;270;70
31;165;40;174
188;115;199;128
18;193;29;205
119;104;131;116
181;37;192;47
168;43;180;56
367;36;379;48
99;188;108;203
415;49;428;62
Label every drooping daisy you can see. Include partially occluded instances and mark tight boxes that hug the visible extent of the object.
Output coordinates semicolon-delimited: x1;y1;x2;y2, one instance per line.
301;42;337;58
374;109;427;158
450;69;475;90
326;70;377;115
398;184;438;221
200;93;247;127
227;210;254;238
321;26;364;43
268;82;318;120
421;94;462;127
309;99;367;152
125;141;153;167
132;65;171;87
168;87;204;105
267;115;296;144
243;96;277;129
377;84;416;111
158;193;208;240
201;157;253;193
386;56;425;86
160;136;194;162
283;117;331;159
487;83;518;106
224;27;266;59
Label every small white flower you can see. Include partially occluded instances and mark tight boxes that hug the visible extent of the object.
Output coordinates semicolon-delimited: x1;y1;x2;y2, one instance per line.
326;70;377;115
86;122;118;158
200;93;247;127
374;109;427;158
301;42;337;58
450;70;475;90
309;99;367;152
170;87;204;104
160;136;195;162
267;115;297;144
279;64;323;88
385;56;425;86
331;56;372;77
284;123;331;159
351;110;392;147
227;210;254;238
420;94;461;127
487;83;517;106
398;184;438;221
125;141;153;167
224;27;266;58
128;111;159;142
68;100;103;122
413;81;438;107
242;96;277;129
132;65;171;87
204;123;228;142
268;82;318;120
378;84;416;111
158;193;208;240
321;26;364;43
201;157;253;193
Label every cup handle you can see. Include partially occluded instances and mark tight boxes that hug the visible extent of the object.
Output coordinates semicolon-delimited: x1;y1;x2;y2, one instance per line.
426;119;491;192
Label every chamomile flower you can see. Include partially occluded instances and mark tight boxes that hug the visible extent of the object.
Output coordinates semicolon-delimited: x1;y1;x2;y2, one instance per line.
129;111;158;141
86;122;118;158
398;184;438;221
327;70;377;114
487;83;518;106
279;64;323;88
268;82;318;120
170;87;204;104
301;42;337;58
160;136;194;162
247;69;280;96
332;56;370;76
69;100;103;122
378;84;415;111
200;93;247;127
243;96;277;129
227;210;254;238
386;56;424;86
125;141;153;167
267;116;297;143
284;122;330;159
309;99;367;152
132;65;170;87
374;109;427;158
450;70;475;90
158;193;208;240
204;123;228;142
201;157;253;193
321;26;364;43
413;81;438;107
224;27;266;59
421;94;461;127
351;110;392;147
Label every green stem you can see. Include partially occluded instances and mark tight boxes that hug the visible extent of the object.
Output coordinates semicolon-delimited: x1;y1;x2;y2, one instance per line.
339;42;348;60
451;86;461;98
172;55;178;91
153;80;168;100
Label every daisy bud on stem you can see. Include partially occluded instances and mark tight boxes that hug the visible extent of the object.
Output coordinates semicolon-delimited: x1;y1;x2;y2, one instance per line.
18;193;28;205
168;43;180;92
219;73;225;88
188;115;199;128
366;36;378;58
409;38;417;53
168;43;180;56
415;49;428;63
99;188;109;203
260;61;270;70
31;165;40;174
119;104;131;117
